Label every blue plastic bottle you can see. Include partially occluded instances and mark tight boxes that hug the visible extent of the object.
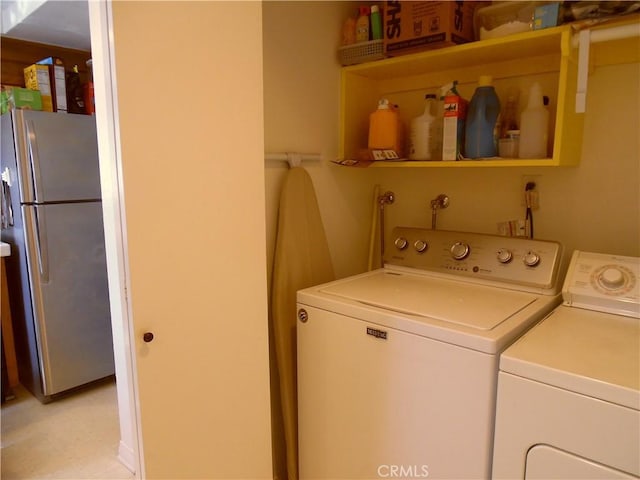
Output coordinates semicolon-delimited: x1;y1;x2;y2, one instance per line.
464;76;501;158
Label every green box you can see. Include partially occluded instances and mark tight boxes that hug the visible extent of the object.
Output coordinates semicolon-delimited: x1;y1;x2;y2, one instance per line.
4;87;43;111
0;90;8;114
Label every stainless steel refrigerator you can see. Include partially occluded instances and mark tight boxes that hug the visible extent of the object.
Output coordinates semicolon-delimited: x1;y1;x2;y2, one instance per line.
1;109;114;403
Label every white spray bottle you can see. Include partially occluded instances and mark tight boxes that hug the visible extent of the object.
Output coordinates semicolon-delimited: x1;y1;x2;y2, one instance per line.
519;83;549;159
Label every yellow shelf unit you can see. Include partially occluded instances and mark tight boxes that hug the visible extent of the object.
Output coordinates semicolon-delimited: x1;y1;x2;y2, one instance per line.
339;25;584;168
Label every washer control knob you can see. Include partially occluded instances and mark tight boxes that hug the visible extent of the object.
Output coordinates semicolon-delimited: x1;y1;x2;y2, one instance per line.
523;251;541;267
450;242;470;260
496;248;513;264
414;239;428;253
600;267;625;289
394;237;409;250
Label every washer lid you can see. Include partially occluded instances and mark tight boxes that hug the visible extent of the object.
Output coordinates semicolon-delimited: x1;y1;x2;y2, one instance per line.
500;305;640;410
319;270;538;331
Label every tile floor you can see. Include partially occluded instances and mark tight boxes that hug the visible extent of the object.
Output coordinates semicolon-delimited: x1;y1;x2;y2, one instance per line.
1;379;135;479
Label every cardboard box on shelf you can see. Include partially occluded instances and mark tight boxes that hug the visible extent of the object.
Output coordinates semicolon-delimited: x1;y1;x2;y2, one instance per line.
24;64;53;112
36;57;67;113
534;3;560;30
383;1;484;56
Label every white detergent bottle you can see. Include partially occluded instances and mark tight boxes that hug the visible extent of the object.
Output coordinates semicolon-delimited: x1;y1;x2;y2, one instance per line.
409;94;437;160
519;83;549;159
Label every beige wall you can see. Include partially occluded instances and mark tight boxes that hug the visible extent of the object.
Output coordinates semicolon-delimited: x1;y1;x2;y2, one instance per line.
264;1;379;282
264;3;639;283
376;61;640;270
111;2;272;478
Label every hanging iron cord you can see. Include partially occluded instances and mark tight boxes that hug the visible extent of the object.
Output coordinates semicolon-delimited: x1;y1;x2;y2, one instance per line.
525;182;535;239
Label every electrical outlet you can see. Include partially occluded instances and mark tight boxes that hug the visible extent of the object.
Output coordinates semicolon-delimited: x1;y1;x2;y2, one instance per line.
521;175;541;210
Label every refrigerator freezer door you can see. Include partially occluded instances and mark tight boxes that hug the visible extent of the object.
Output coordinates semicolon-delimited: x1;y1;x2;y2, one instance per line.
23;202;114;395
15;109;102;203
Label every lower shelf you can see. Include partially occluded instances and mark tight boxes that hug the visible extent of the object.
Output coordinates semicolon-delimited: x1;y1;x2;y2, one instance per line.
334;158;567;167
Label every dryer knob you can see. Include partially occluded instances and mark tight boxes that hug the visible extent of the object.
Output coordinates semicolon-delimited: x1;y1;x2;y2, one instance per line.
394;237;409;250
450;242;470;260
414;239;428;253
523;251;541;267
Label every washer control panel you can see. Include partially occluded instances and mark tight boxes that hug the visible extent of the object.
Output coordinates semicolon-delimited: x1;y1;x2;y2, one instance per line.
385;226;563;294
562;250;640;318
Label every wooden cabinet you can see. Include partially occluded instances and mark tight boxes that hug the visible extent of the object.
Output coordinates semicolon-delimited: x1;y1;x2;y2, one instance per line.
0;37;91;87
339;17;639;168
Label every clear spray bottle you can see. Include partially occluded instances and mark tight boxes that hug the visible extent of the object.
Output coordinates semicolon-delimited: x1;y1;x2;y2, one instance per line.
519;83;549;159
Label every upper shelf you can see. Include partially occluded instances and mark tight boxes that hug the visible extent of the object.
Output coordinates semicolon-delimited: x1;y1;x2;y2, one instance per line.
338;16;639;168
343;25;570;81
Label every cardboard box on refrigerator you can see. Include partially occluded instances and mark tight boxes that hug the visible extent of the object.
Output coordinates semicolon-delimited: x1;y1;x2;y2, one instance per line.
383;1;483;56
36;57;67;113
24;64;53;112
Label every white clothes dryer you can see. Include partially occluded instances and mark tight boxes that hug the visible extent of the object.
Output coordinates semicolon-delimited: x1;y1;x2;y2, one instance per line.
492;250;640;479
297;226;564;480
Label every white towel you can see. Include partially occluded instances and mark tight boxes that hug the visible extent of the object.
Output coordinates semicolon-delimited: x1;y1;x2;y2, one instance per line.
271;167;334;480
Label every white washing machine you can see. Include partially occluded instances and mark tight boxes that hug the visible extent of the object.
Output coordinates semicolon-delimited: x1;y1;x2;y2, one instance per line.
297;226;564;479
492;250;640;479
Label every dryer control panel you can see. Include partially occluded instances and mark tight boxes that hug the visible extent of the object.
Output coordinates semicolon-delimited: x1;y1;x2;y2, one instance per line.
562;250;640;318
385;227;563;294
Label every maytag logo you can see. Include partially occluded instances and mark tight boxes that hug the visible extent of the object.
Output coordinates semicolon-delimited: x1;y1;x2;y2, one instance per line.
367;327;388;340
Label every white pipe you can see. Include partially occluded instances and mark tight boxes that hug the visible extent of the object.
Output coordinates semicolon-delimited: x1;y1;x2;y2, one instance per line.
576;29;591;113
571;22;640;47
572;21;639;113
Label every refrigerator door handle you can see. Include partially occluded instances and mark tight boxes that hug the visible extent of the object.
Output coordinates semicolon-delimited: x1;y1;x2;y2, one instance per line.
25;119;44;202
30;207;50;283
22;206;53;394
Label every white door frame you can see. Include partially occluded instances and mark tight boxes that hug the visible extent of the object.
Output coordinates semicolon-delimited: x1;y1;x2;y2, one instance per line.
87;1;143;477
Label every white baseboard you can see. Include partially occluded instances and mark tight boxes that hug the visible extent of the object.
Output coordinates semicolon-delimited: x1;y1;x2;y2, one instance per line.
118;440;136;474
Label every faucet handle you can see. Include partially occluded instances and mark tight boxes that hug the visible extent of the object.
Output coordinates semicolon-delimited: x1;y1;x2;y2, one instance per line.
430;194;450;229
